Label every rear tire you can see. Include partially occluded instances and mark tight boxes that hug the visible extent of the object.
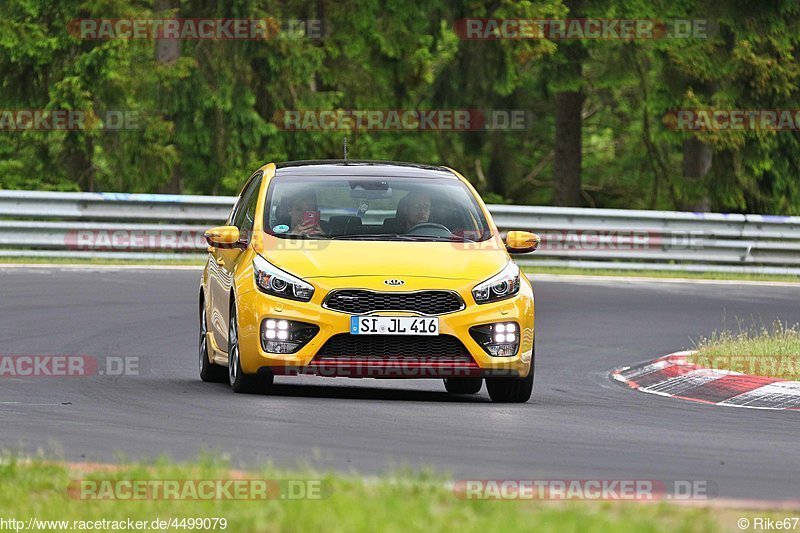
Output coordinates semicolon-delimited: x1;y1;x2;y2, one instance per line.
443;377;483;394
199;297;227;383
228;302;274;394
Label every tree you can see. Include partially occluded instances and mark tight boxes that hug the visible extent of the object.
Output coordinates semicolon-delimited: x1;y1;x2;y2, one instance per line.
551;0;585;207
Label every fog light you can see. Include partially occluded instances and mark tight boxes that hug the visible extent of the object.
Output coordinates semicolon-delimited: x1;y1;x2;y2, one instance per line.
469;322;520;357
261;318;318;354
487;344;516;357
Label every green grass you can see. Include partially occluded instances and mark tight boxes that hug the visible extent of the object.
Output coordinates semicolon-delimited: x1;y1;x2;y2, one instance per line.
691;322;800;380
523;266;800;283
0;456;742;532
1;259;799;283
0;256;204;266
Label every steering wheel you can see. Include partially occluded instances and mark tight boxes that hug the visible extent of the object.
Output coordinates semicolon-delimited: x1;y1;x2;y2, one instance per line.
406;222;452;236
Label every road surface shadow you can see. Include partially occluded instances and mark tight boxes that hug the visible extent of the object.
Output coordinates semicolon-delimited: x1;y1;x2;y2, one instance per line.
183;378;492;402
268;382;490;402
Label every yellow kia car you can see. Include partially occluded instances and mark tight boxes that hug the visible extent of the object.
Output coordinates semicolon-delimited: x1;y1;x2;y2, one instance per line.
199;160;540;402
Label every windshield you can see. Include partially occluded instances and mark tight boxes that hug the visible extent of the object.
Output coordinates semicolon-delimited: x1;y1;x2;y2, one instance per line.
263;174;492;242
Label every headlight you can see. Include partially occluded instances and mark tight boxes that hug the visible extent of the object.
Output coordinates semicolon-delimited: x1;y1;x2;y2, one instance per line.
472;261;520;304
253;255;314;302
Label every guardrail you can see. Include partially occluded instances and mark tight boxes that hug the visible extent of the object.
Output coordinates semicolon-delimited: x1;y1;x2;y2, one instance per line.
2;189;800;274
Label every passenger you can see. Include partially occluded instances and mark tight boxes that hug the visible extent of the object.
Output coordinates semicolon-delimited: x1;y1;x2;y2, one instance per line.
395;191;432;232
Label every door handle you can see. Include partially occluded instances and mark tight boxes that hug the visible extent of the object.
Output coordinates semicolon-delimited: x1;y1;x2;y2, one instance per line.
215;256;225;265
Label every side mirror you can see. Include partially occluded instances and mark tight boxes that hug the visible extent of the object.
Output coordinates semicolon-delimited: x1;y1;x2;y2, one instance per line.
505;231;540;254
204;226;245;249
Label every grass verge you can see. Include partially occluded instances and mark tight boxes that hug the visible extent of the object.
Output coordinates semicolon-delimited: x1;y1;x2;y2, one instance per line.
524;266;800;283
0;256;204;266
0;258;798;283
0;456;768;532
690;322;800;380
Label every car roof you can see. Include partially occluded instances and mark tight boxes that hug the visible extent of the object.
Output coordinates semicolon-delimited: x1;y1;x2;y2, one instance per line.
273;160;458;180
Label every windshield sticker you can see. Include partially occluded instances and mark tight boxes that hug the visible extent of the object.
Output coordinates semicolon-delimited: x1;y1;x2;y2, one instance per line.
273;224;290;233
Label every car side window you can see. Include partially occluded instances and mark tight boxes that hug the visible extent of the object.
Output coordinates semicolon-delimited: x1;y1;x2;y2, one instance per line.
238;176;262;234
232;173;263;231
228;183;250;225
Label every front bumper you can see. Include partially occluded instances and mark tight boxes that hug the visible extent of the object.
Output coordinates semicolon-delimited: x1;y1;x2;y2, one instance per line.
235;276;534;378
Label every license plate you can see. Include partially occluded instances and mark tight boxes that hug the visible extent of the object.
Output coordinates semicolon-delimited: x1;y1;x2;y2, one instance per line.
350;316;439;336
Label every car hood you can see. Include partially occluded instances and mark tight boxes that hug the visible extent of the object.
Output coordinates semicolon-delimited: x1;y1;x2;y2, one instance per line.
253;235;510;281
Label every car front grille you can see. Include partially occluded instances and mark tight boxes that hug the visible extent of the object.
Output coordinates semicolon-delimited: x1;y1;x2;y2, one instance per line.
315;334;471;361
323;290;463;315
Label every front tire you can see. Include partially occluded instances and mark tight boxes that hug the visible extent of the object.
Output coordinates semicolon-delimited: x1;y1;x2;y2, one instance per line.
228;302;274;394
443;377;483;394
199;297;227;383
485;351;535;403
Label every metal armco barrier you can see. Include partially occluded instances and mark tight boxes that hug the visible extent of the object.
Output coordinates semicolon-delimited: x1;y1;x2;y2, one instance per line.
2;189;800;274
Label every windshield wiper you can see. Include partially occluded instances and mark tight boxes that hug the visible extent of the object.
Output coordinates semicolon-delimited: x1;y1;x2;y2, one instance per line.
330;233;419;241
408;234;478;243
273;233;327;240
331;233;477;242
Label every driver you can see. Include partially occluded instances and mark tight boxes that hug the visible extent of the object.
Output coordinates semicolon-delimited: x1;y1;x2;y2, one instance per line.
395;191;431;233
286;191;326;236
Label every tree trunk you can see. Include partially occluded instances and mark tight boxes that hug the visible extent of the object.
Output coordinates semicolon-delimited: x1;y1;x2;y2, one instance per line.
551;0;584;208
154;0;180;64
64;134;95;191
553;88;584;206
683;138;712;178
155;0;181;192
488;131;509;199
682;138;713;211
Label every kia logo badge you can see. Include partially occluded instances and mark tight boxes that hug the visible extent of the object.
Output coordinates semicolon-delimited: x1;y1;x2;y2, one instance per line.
384;279;405;286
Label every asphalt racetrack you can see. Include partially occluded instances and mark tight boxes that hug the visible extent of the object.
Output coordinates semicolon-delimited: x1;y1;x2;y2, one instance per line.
1;267;798;501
